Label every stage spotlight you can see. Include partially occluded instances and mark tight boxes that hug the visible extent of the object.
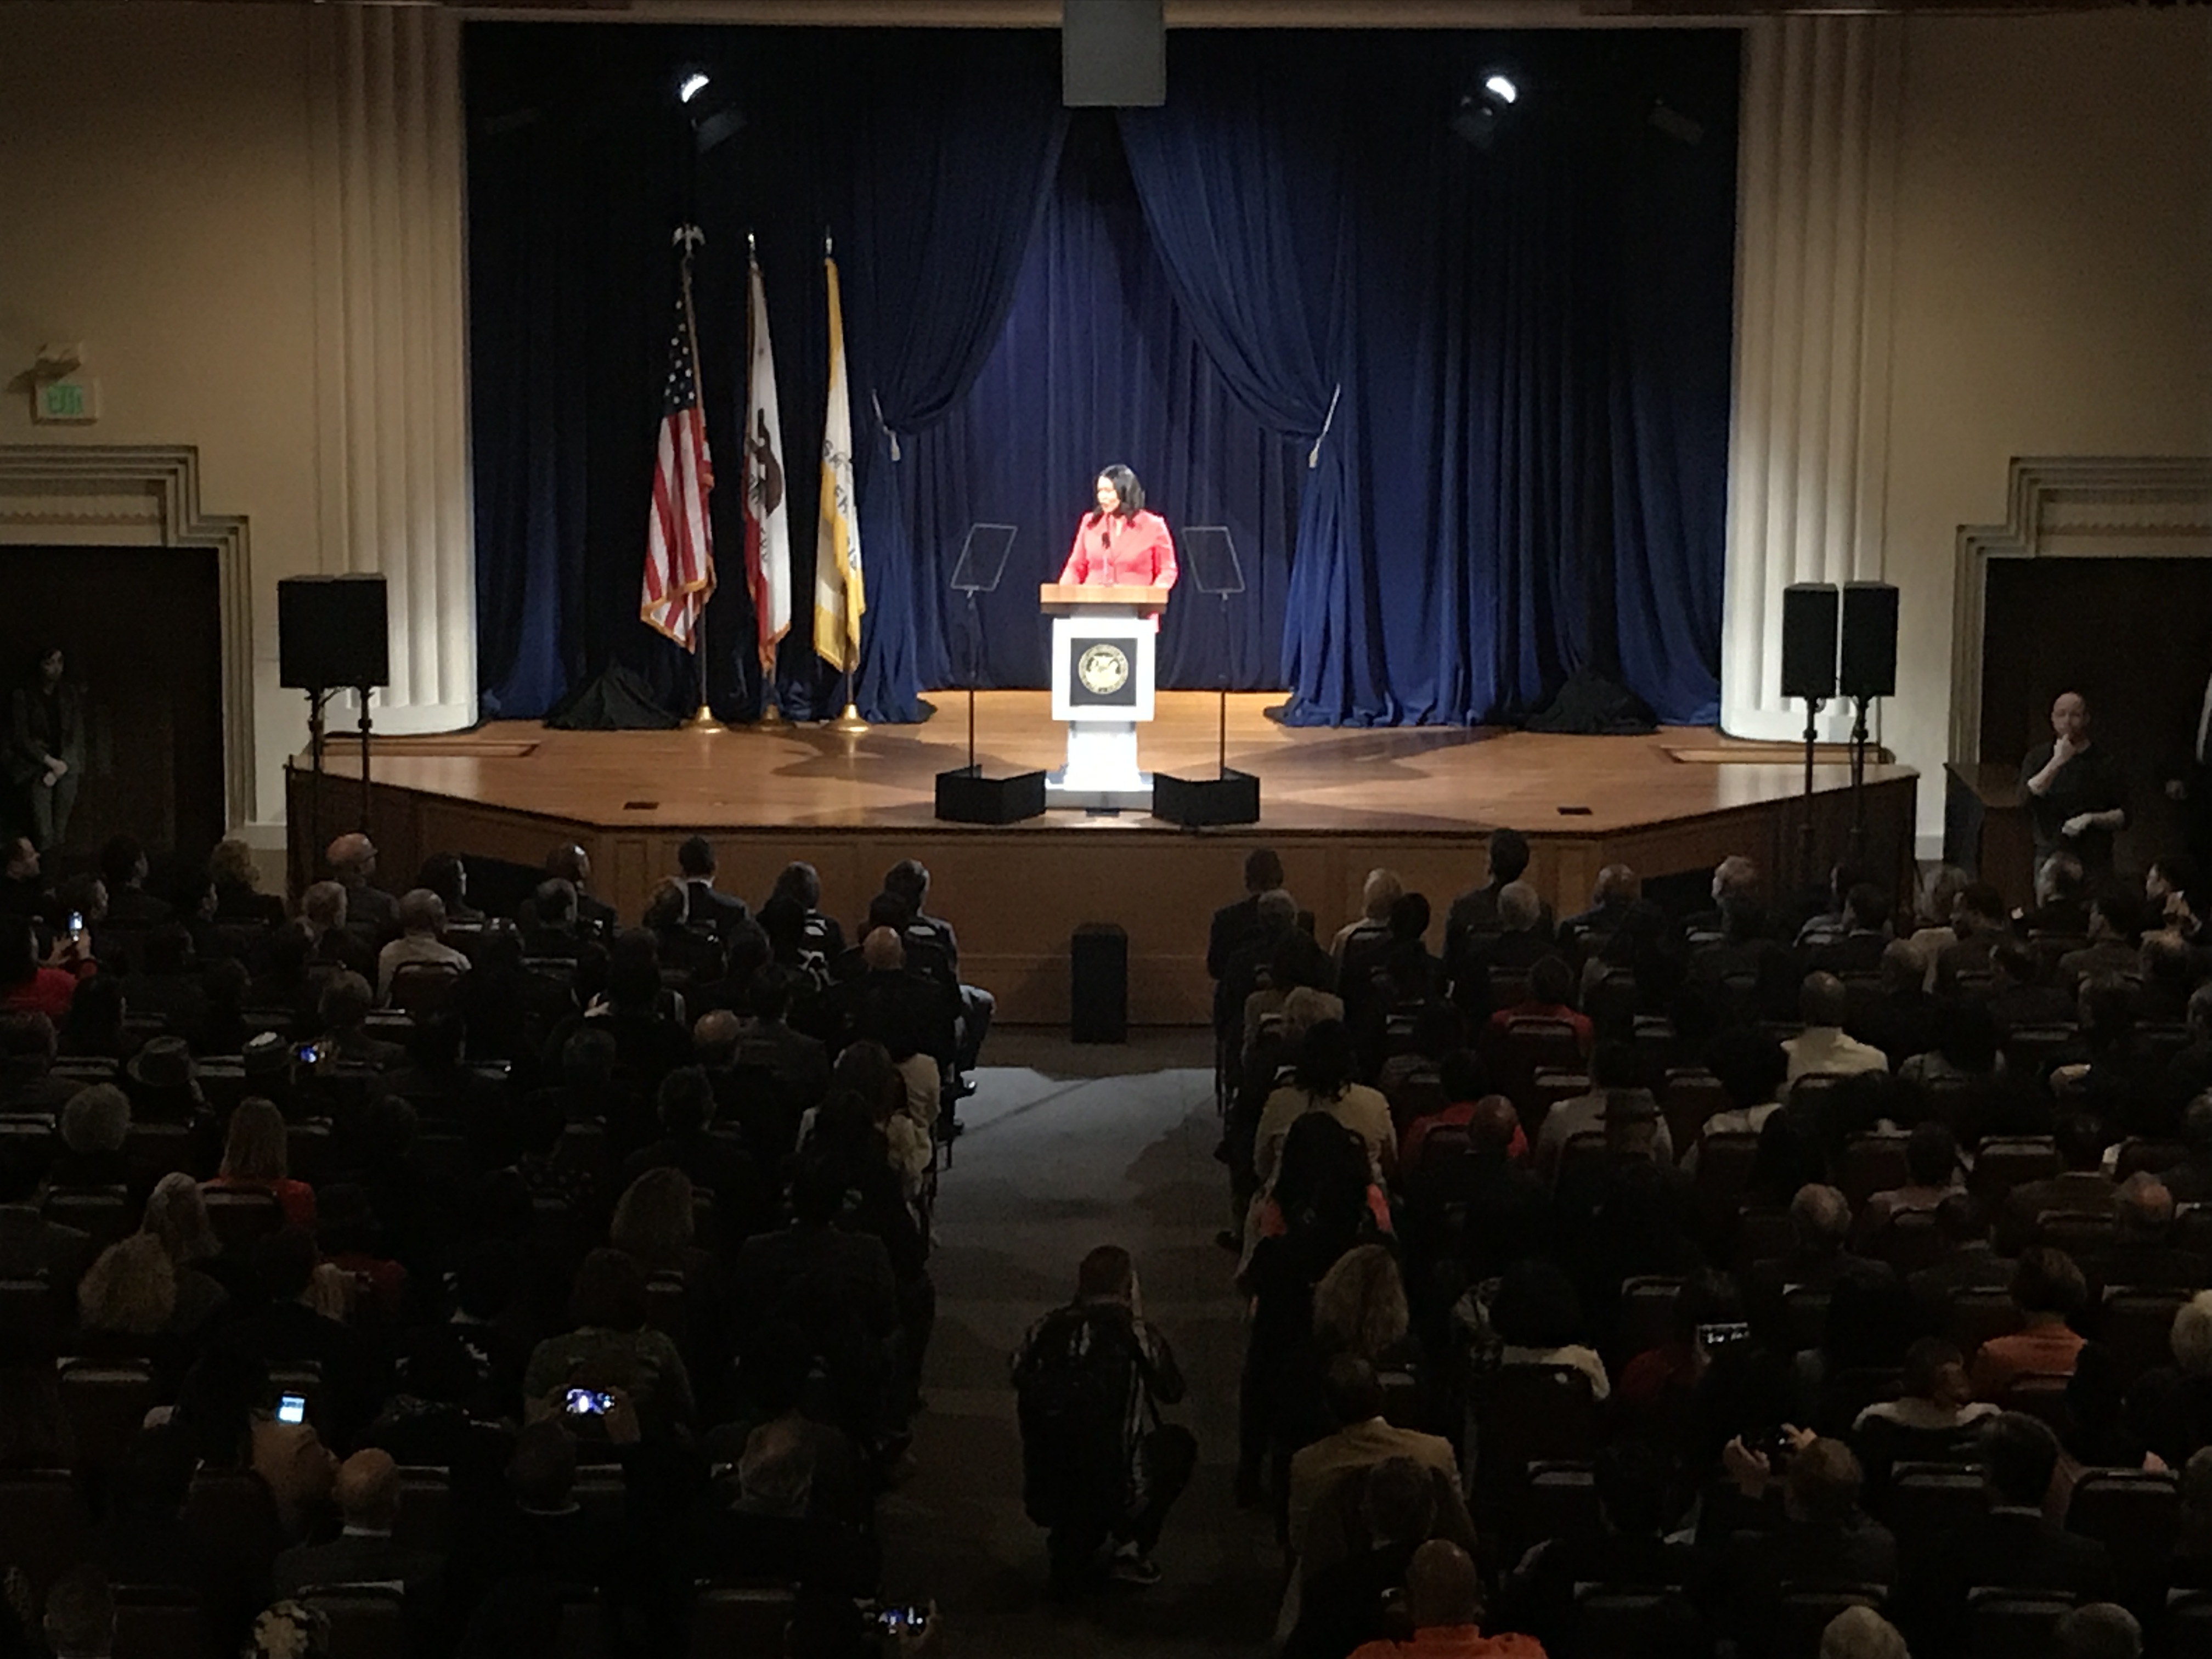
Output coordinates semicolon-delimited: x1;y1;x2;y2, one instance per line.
678;71;710;105
680;72;746;156
1482;71;1519;106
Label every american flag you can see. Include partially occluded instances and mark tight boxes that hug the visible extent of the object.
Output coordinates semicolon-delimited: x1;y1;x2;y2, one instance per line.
640;278;715;650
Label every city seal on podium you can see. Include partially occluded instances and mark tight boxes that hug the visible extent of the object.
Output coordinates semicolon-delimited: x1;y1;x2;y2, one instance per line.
1077;641;1131;696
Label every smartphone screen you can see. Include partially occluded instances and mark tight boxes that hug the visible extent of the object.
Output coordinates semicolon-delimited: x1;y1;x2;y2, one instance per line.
292;1041;323;1065
276;1393;307;1425
874;1606;928;1637
563;1387;610;1416
1697;1321;1751;1350
66;911;84;940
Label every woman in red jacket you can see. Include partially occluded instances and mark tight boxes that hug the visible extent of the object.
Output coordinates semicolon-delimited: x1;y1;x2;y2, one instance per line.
1059;464;1178;595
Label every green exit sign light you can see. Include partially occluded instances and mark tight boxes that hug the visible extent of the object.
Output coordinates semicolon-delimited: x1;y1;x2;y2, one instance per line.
33;378;99;424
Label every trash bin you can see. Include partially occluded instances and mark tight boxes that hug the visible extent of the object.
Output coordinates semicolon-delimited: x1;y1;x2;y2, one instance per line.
1070;922;1128;1043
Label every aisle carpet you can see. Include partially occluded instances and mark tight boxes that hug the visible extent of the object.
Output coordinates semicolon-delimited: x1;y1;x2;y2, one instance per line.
873;1029;1282;1656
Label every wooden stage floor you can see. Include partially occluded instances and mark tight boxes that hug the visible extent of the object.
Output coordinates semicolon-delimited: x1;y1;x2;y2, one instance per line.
294;692;1917;1025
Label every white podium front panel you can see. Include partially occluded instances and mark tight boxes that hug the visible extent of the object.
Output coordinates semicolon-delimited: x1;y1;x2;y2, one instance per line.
1049;615;1156;724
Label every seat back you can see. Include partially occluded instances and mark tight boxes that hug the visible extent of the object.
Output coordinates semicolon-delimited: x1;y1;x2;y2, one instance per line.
1838;1130;1914;1211
56;1357;159;1476
1526;1460;1601;1543
1696;1131;1762;1204
111;1583;212;1659
0;1277;58;1357
202;1188;283;1256
0;1468;92;1600
387;961;463;1014
2102;1287;2191;1385
1888;1462;1989;1551
304;1586;408;1659
1972;1136;2062;1199
2116;1138;2190;1179
1474;1364;1598;1493
1967;1587;2075;1659
1662;1070;1730;1164
1617;1276;1685;1359
124;1120;200;1187
689;1582;798;1659
1996;1371;2074;1434
1572;1585;1706;1659
1945;1288;2025;1355
43;1186;134;1251
2065;1466;2180;1562
394;1464;452;1554
1873;1207;1946;1276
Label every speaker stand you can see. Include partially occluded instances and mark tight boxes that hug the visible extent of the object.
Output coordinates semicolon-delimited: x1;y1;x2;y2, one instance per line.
1799;695;1826;888
1846;695;1873;861
303;688;329;890
356;686;374;832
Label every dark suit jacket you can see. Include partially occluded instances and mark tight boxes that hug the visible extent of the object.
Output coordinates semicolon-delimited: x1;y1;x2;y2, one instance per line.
1209;893;1266;982
682;881;751;938
272;1530;444;1604
1996;1169;2118;1255
7;681;83;782
1903;1508;2114;1651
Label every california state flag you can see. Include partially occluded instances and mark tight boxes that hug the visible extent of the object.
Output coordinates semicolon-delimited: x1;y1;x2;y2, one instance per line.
812;253;865;675
742;256;792;675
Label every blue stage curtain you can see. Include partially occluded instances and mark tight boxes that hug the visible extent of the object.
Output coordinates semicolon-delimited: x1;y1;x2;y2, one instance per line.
467;26;1735;730
894;116;1302;696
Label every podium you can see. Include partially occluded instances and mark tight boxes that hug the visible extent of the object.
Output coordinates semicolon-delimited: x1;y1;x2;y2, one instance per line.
1039;583;1167;811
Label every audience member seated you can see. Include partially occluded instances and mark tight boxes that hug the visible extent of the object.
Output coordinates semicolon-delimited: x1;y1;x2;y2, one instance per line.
1708;1431;1898;1649
1345;1539;1547;1659
271;1447;444;1648
0;1140;90;1284
1907;1193;2015;1325
0;911;81;1019
643;876;725;985
1996;1113;2118;1254
2057;889;2146;992
1850;1335;1997;1490
206;1097;317;1227
1848;939;1942;1069
98;834;171;930
1854;1120;1960;1248
48;1080;132;1189
1533;1040;1668;1183
1486;953;1593;1052
40;1567;116;1659
761;860;847;990
1453;883;1555;1023
2092;1172;2209;1290
1747;1184;1894;1309
2054;1603;2143;1659
325;831;399;938
375;887;472;1003
2117;1290;2212;1470
1444;828;1545;963
1333;867;1402;965
1811;882;1897;977
1970;1246;2090;1399
1900;1411;2114;1651
2021;853;2093;937
1494;1440;1693;1652
142;1171;236;1329
1556;863;1640;962
1784;972;1891;1097
523;1246;696;1438
315;971;404;1072
1286;1357;1460;1565
1287;1455;1463;1659
1257;1020;1397;1190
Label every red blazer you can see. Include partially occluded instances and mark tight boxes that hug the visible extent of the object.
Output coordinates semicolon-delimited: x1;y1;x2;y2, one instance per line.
1059;509;1178;592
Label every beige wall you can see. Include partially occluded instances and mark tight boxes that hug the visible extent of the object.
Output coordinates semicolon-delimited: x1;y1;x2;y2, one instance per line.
1880;10;2212;846
0;3;320;833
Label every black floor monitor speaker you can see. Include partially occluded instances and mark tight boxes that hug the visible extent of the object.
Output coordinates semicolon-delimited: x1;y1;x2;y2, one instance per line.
279;574;390;690
1840;581;1900;699
1071;922;1128;1043
934;765;1048;826
1150;768;1261;828
1062;0;1165;107
1780;583;1839;701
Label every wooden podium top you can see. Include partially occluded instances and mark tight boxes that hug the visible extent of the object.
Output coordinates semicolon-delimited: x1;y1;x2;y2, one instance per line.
1038;583;1169;613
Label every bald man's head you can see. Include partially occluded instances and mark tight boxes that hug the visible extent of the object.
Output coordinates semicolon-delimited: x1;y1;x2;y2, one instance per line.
326;832;377;881
334;1448;400;1530
862;927;905;972
693;1008;742;1063
1404;1539;1483;1630
1468;1094;1519;1153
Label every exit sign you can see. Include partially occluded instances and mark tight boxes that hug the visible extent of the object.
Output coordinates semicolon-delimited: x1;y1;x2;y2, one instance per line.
33;378;99;424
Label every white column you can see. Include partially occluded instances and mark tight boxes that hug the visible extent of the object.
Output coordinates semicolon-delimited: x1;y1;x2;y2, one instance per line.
1720;15;1901;743
307;5;475;734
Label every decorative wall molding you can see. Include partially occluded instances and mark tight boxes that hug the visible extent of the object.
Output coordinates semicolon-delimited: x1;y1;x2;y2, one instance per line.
1719;14;1903;743
0;444;256;827
307;4;477;736
1948;455;2212;766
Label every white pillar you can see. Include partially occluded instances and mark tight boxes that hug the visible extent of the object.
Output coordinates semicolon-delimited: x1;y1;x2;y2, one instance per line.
307;5;476;734
1720;16;1901;743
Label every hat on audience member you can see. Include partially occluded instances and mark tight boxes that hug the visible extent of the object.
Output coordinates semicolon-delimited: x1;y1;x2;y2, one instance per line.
125;1035;198;1093
242;1031;292;1079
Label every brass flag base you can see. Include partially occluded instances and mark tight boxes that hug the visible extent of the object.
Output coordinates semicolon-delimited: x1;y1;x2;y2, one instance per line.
754;702;792;730
829;703;870;735
683;704;726;734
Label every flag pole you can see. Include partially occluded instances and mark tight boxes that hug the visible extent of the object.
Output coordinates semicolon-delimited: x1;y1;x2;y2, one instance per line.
676;224;724;733
823;228;868;736
748;229;791;731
